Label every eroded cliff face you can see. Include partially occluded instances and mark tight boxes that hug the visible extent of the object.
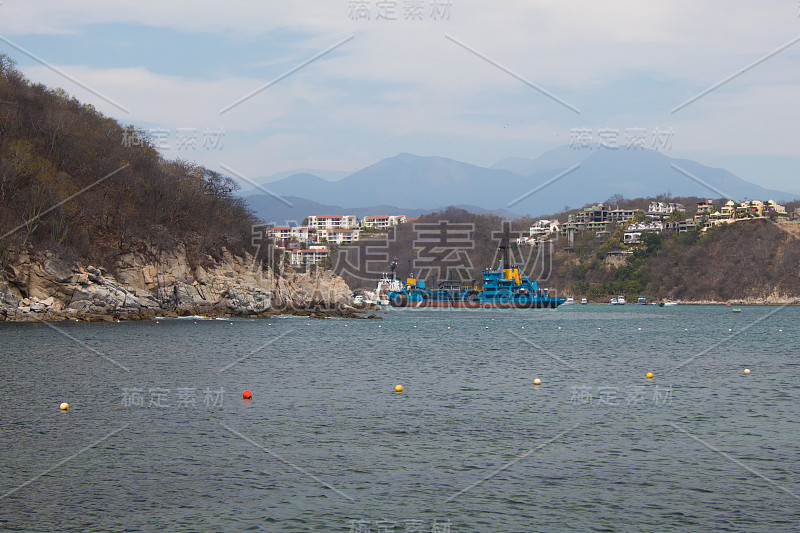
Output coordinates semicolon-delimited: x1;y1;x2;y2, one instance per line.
0;247;357;321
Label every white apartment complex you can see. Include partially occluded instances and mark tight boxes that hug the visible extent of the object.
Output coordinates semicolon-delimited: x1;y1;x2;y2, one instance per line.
624;222;664;244
306;215;358;230
361;215;406;229
317;228;361;245
267;226;309;242
289;246;329;266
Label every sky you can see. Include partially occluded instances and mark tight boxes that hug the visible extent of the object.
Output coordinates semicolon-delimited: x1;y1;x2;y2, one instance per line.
0;0;798;194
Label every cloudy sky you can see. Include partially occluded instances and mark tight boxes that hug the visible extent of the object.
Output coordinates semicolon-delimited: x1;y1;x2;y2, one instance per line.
1;1;798;193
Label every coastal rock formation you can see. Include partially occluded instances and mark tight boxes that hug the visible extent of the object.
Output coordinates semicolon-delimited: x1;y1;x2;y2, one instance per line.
0;247;359;321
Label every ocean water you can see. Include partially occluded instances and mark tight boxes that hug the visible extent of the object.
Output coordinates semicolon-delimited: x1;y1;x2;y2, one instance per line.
1;305;799;532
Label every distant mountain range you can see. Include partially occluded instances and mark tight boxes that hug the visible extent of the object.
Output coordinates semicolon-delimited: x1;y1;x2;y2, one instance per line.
242;146;796;224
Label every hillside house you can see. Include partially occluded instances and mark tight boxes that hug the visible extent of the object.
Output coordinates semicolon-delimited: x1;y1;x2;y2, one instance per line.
624;222;663;244
361;215;406;229
266;226;309;243
647;202;685;218
316;228;361;245
306;215;358;230
289;246;329;266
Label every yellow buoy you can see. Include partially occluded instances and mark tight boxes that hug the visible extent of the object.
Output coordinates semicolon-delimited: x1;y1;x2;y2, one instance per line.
744;368;750;375
684;328;688;331
533;378;541;386
646;372;653;379
728;328;732;332
395;384;403;393
414;325;417;328
779;329;783;333
60;402;70;411
307;323;310;326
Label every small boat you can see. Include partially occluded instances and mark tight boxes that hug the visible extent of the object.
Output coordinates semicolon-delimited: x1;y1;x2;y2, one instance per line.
609;298;617;305
732;308;742;313
581;298;588;305
636;297;648;305
617;296;626;305
565;296;575;305
663;301;678;307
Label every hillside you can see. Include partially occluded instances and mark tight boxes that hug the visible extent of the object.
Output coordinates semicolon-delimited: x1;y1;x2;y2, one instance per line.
0;54;358;320
0;55;254;271
327;203;800;303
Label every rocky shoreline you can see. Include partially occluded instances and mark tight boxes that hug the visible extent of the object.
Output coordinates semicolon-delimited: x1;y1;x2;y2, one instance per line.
0;247;379;322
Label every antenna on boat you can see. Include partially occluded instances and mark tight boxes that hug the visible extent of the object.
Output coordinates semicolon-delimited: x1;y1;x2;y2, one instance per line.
499;225;511;269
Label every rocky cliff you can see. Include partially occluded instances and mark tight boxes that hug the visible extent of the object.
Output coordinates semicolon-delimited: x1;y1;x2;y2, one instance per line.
0;247;363;321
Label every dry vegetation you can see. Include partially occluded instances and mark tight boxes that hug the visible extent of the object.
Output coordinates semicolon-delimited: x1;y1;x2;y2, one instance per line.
0;54;259;272
331;203;800;302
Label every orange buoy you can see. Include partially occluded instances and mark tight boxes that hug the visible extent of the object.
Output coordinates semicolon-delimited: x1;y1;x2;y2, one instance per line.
242;390;252;400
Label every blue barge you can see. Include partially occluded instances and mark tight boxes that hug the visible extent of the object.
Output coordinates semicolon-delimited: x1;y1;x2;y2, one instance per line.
387;235;566;309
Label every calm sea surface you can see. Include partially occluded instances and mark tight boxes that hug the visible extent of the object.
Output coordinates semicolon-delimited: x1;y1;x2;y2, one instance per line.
1;305;799;532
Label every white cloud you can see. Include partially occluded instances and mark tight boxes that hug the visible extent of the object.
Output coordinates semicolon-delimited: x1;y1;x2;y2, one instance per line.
3;0;799;189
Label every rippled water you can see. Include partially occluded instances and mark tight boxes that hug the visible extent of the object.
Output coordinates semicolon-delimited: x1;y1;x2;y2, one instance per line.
1;305;799;532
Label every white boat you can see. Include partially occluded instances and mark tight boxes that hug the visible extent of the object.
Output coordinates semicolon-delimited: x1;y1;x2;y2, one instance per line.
581;298;588;305
564;296;575;305
372;259;404;306
617;295;626;305
609;298;617;305
663;301;678;307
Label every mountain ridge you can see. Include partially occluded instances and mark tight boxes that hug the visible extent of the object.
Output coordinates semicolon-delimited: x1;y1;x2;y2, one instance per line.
243;147;796;221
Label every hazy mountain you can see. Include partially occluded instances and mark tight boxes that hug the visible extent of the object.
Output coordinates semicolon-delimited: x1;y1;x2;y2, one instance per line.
261;153;524;209
245;194;521;226
237;168;348;194
491;145;591;176
242;148;796;220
